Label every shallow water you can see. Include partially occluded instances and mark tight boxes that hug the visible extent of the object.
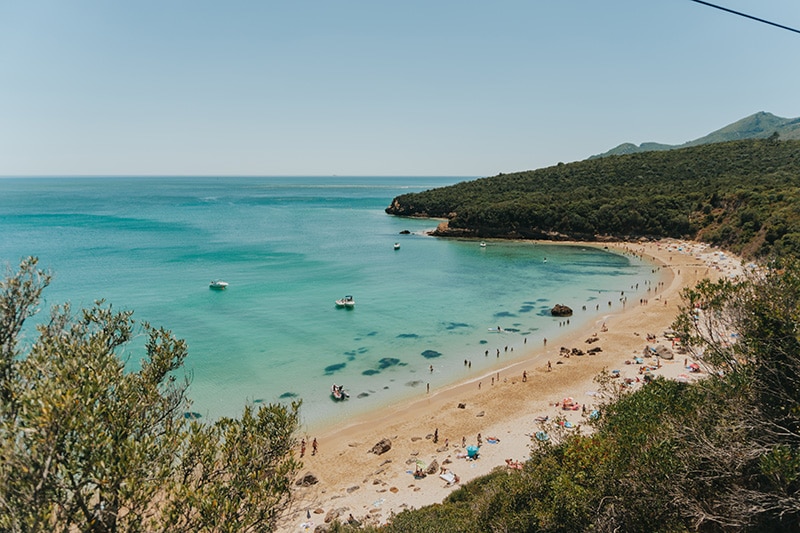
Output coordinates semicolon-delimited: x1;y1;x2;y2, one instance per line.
0;176;657;428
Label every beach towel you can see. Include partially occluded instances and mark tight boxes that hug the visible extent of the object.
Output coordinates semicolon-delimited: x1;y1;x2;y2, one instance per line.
440;471;456;485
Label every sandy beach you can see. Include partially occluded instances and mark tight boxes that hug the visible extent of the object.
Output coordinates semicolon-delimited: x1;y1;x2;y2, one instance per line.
280;239;744;532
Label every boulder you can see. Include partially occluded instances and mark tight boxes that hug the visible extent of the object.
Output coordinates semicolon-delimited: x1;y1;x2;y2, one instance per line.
551;304;573;317
426;459;439;475
655;344;674;360
295;472;319;487
370;438;392;455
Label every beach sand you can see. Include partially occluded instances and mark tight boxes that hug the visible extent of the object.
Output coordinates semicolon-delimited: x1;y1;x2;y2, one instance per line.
280;240;743;531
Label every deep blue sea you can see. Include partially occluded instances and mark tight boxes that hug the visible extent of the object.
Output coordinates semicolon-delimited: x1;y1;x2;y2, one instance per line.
0;177;657;430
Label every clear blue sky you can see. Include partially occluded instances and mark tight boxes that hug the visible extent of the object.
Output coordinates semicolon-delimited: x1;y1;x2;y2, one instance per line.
1;1;798;177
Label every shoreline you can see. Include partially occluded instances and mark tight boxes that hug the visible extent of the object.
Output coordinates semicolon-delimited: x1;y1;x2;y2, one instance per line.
280;239;740;531
301;239;663;438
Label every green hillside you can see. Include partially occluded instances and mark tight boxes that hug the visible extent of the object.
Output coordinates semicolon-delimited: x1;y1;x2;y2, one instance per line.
591;111;800;158
386;137;800;259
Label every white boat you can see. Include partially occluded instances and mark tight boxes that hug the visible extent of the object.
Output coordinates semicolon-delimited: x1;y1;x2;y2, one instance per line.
394;242;400;250
209;280;229;290
335;295;355;308
480;242;486;247
331;384;349;401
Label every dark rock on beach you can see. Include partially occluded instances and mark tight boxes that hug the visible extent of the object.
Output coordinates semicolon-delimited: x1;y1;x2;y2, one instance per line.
426;459;439;475
550;304;573;317
370;438;392;455
295;472;319;486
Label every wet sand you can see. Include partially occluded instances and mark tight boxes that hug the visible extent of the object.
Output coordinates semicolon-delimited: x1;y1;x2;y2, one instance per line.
280;239;742;531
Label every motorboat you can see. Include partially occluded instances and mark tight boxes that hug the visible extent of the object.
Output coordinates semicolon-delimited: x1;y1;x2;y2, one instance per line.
480;242;486;247
335;295;355;308
394;242;400;250
209;280;229;290
331;384;349;401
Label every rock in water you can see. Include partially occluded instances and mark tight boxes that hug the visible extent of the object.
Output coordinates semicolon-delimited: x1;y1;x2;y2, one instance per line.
550;304;573;317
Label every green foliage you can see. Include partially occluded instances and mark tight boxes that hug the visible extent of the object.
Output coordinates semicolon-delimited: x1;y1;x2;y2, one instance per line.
0;258;301;532
386;138;800;259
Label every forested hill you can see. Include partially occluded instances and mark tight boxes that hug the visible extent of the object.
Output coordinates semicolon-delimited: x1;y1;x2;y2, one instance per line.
385;138;800;259
589;111;800;159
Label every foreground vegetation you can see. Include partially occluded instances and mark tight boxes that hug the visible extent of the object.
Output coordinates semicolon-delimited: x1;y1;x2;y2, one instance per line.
331;259;800;532
386;138;800;259
0;258;301;532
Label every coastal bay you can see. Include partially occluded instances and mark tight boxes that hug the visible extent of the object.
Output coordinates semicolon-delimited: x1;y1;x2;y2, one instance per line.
281;239;744;531
0;177;658;429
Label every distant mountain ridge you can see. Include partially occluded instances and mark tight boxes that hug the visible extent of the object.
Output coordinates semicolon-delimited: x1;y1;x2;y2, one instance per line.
590;111;800;159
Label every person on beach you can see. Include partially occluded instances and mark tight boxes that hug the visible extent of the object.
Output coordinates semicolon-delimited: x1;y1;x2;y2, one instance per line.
462;436;466;448
312;438;318;456
522;370;527;382
300;438;306;458
434;428;439;443
477;433;483;447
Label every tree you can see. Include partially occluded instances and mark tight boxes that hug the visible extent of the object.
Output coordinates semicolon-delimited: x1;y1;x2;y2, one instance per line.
0;258;301;532
671;260;800;531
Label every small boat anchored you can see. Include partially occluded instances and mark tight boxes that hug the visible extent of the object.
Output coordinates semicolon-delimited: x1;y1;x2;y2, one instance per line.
331;384;349;401
335;295;355;308
209;280;229;290
480;242;486;247
394;242;400;250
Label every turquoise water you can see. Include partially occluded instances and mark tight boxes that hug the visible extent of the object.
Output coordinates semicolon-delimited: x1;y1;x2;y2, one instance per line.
0;177;656;430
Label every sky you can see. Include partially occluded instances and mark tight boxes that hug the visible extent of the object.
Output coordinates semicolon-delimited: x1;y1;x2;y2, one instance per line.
1;0;798;177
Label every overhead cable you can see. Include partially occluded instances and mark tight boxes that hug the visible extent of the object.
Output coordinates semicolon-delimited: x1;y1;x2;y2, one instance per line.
689;0;800;35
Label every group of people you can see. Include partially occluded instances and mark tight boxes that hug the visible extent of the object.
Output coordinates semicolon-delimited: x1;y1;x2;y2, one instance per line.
299;437;318;457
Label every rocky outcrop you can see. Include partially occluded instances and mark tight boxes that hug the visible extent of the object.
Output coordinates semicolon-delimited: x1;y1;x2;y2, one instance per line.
551;304;573;317
370;438;392;455
426;459;439;475
295;472;319;486
655;344;674;360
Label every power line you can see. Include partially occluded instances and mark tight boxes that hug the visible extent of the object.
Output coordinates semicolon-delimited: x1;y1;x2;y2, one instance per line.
689;0;800;35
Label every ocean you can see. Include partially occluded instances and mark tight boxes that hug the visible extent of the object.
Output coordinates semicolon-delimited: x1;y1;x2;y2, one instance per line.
0;176;657;430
